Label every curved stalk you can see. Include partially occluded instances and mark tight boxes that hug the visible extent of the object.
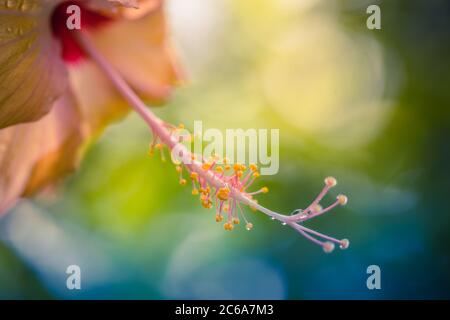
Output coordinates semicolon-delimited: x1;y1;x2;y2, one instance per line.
74;31;350;253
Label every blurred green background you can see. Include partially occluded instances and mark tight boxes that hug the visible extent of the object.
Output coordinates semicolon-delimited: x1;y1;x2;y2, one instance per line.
1;0;449;299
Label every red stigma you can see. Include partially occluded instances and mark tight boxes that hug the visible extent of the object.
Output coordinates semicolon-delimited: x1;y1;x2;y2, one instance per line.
50;1;112;63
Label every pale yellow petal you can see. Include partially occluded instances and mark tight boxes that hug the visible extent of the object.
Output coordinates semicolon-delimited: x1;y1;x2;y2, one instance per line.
90;0;160;17
87;2;182;101
69;60;127;136
69;2;182;136
109;0;140;8
0;91;83;214
0;0;68;129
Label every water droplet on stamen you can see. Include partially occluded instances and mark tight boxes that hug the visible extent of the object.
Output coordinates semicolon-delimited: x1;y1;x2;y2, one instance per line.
339;239;350;249
290;209;302;216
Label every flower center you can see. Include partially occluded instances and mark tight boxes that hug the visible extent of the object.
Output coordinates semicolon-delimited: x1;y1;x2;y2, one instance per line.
50;1;112;63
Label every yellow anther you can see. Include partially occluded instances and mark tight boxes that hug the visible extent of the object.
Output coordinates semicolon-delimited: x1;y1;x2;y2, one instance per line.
337;194;348;205
179;179;187;186
202;163;212;171
217;187;230;201
252;171;260;178
223;157;229;165
325;176;337;187
191;154;196;161
178;123;185;129
261;187;269;194
246;222;253;231
232;218;240;225
233;163;246;172
192;188;199;195
215;214;223;222
155;143;163;149
215;166;224;173
223;222;234;231
202;200;212;209
225;164;231;170
249;163;258;172
223;205;229;212
190;172;198;180
237;170;243;178
175;165;182;173
312;204;323;213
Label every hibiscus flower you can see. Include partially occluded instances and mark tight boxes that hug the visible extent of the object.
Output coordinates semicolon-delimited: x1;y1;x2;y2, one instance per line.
0;0;350;252
0;0;181;211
